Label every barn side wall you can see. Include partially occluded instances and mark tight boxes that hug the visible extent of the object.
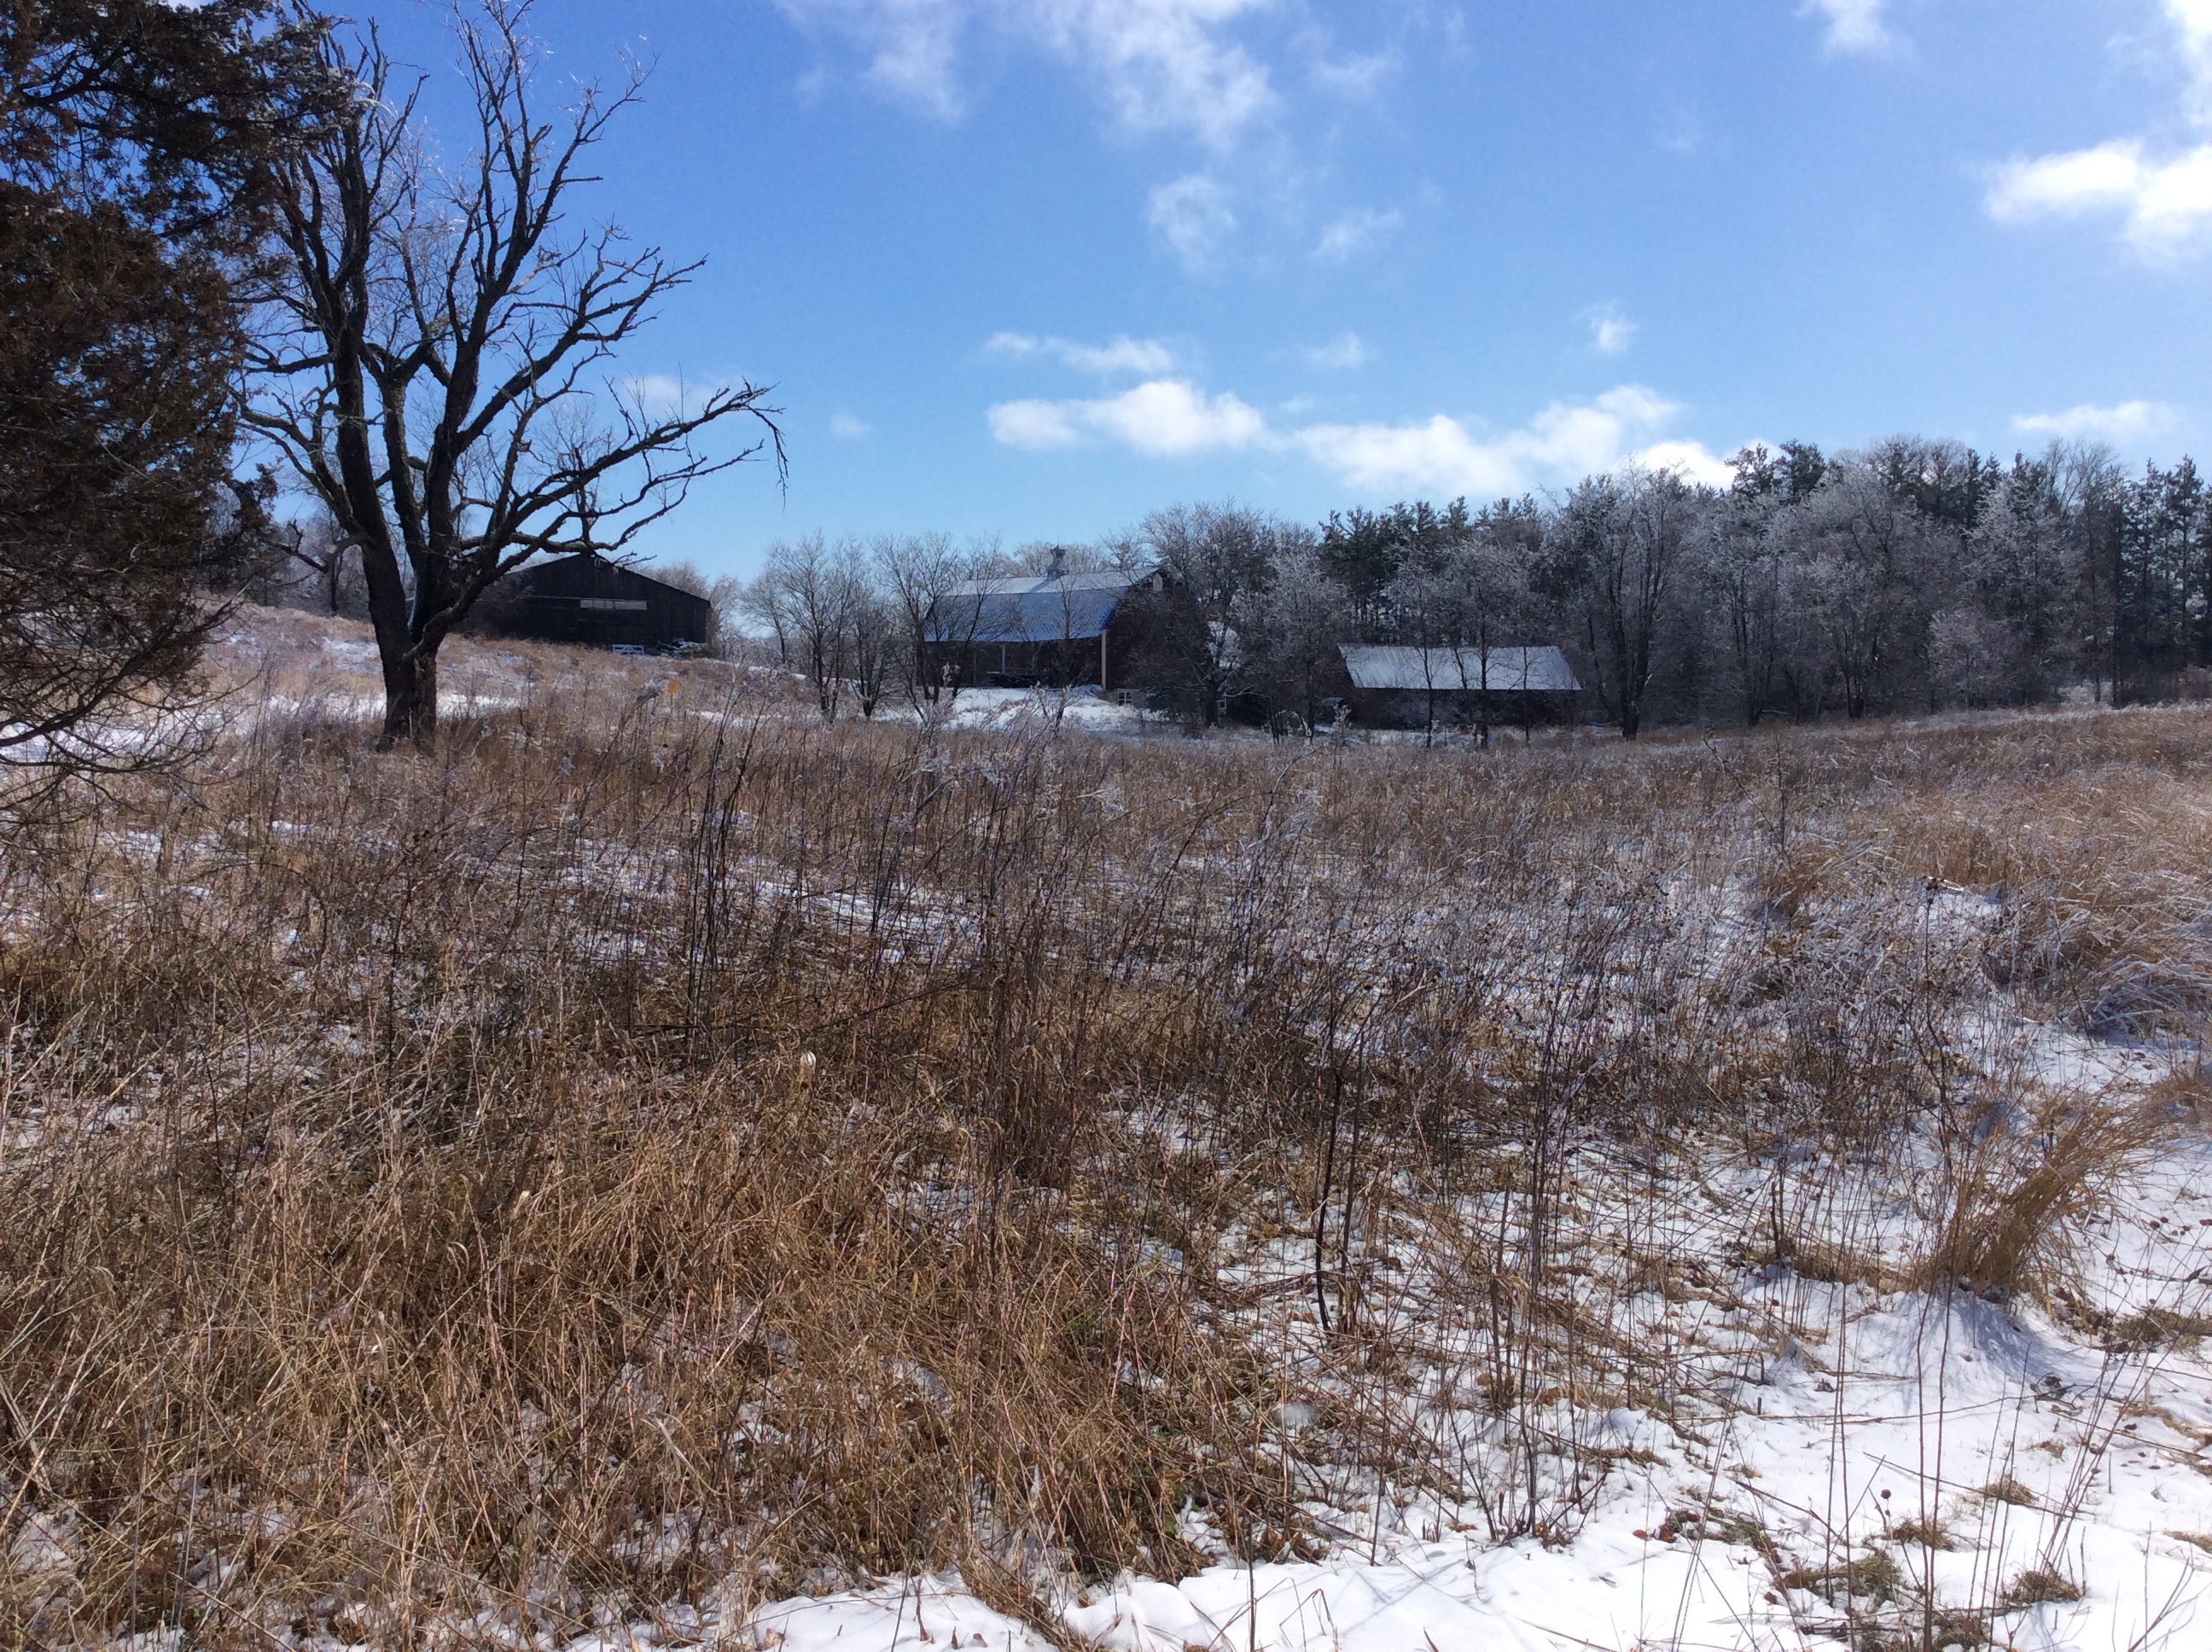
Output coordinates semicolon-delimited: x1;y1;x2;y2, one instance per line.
1346;686;1582;730
482;559;713;652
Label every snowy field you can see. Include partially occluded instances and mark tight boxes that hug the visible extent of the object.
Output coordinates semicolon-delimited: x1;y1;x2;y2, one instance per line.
12;613;2211;1652
201;610;1187;745
217;1026;2203;1652
536;1043;2212;1652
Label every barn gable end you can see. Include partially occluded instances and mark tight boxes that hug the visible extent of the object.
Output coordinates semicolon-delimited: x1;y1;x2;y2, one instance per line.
484;555;714;653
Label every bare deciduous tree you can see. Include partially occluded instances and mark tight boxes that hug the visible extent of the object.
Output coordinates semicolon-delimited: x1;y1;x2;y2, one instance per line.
841;544;896;719
248;2;780;748
1543;468;1703;740
1388;510;1528;744
1786;463;1937;719
1234;544;1352;731
876;532;993;722
264;511;356;614
743;533;853;722
1127;503;1290;725
1702;482;1787;728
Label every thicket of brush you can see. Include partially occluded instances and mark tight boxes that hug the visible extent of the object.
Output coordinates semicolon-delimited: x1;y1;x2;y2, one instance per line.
3;675;2208;1649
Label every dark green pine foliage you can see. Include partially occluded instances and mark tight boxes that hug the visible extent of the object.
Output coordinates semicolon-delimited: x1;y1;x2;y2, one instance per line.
0;2;320;790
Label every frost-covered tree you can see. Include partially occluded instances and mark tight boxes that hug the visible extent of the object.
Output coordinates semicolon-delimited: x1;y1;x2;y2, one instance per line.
1234;544;1352;730
1541;469;1706;739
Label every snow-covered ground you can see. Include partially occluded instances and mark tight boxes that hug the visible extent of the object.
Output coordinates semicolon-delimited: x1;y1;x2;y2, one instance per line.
428;1028;2212;1652
201;608;1196;742
201;606;726;723
928;687;1155;738
42;622;2211;1651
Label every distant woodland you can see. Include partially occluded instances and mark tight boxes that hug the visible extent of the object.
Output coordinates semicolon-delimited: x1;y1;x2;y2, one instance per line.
719;439;2210;736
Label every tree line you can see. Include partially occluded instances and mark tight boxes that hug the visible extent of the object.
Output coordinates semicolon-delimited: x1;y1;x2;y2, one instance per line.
6;1;2205;783
733;439;2209;738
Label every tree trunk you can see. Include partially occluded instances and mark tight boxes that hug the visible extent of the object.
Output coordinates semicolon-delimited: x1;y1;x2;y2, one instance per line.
381;648;438;750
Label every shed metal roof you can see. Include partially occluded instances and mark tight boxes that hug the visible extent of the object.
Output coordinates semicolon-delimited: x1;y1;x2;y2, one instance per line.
1340;644;1580;694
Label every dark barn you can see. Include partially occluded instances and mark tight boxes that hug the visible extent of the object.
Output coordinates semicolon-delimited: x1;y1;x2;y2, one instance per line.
483;555;713;654
1338;644;1582;730
926;556;1186;694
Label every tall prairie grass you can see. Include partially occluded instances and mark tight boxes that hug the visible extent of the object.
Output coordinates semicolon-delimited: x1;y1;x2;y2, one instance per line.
3;658;2208;1648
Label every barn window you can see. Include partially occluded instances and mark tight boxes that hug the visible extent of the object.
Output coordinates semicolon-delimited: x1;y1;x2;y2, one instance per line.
579;598;650;611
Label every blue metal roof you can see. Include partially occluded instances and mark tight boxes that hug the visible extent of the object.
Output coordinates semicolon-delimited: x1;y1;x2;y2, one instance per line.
927;573;1141;644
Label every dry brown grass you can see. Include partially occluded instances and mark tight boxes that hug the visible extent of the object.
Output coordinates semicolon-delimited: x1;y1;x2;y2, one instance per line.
1913;1097;2163;1302
3;654;2209;1647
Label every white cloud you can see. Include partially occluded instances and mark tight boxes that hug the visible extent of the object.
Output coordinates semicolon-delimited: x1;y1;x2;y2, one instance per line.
1307;47;1397;101
1984;3;2212;255
625;374;715;416
986;332;1178;375
1584;303;1637;357
774;0;965;116
2011;399;2180;441
1149;174;1238;271
988;400;1084;450
987;375;1736;496
1804;0;1899;58
1301;332;1370;370
2166;0;2212;124
1295;387;1698;497
1025;0;1277;151
1628;439;1736;488
1987;140;2212;254
830;410;871;439
775;0;1276;148
1313;206;1403;263
987;378;1268;456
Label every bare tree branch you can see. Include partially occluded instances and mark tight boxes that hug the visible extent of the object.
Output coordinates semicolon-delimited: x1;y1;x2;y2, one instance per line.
248;0;781;747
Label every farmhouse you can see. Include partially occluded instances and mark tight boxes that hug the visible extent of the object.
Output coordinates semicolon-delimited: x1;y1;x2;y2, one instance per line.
926;553;1189;694
1338;643;1581;730
482;554;713;654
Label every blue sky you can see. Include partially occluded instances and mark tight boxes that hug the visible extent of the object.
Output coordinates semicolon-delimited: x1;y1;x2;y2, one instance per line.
367;1;2212;576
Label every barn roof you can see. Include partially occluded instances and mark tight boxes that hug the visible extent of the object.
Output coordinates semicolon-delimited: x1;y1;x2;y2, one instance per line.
1340;644;1580;694
930;569;1154;645
511;554;712;606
